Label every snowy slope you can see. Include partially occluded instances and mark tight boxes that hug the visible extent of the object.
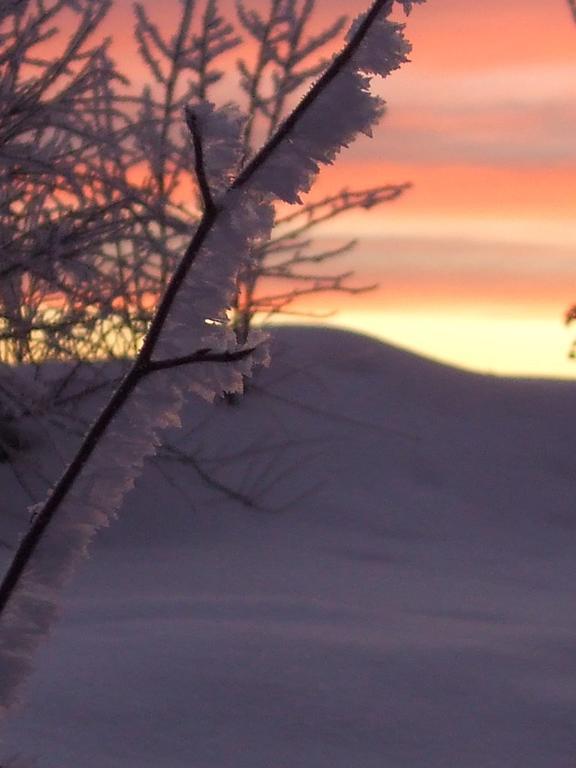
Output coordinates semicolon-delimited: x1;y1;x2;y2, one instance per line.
1;326;576;767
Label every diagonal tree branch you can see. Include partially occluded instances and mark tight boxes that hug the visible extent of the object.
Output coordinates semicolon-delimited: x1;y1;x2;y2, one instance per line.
0;0;420;718
234;0;395;190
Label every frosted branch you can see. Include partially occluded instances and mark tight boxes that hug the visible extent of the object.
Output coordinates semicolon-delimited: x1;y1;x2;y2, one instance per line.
0;0;423;722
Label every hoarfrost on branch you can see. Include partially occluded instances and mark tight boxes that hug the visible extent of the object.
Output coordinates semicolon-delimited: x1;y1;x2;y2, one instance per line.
0;0;424;729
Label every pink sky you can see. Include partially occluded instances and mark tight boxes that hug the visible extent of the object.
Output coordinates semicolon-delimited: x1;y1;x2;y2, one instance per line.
102;0;576;375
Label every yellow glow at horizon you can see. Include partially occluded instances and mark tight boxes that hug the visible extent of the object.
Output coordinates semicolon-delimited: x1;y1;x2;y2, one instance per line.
271;311;576;380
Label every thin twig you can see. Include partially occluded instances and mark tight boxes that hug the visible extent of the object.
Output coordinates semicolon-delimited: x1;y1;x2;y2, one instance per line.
147;347;255;374
185;106;215;213
161;443;265;511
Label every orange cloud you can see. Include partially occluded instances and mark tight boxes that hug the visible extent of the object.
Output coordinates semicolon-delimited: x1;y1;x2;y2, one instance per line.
404;0;575;72
310;161;576;220
34;0;576;376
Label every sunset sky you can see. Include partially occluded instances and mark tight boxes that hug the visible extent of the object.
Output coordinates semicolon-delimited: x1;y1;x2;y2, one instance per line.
102;0;576;377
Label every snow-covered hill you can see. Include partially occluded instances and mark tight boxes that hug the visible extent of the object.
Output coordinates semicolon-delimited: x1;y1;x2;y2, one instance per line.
2;327;576;767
